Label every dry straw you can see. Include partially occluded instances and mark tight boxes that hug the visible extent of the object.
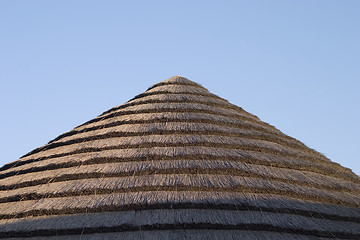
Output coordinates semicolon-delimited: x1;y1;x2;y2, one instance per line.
0;76;359;239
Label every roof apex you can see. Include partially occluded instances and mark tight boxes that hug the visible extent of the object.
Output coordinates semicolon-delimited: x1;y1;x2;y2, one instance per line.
147;76;206;91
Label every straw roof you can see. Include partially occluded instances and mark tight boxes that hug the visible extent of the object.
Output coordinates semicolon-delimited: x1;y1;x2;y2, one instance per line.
0;76;359;239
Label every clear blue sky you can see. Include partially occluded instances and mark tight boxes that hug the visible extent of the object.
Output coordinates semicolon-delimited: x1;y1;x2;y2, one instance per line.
1;1;359;175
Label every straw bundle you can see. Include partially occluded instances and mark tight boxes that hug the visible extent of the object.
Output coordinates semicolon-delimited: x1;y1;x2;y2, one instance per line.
0;76;359;239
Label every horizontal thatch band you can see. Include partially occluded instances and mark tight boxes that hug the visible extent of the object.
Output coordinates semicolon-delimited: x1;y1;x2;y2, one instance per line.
17;123;327;167
0;168;358;199
6;139;355;183
17;134;327;168
70;104;270;135
50;112;283;144
1;175;359;207
1;209;359;239
46;117;308;155
19;106;284;160
2;162;358;193
2;159;359;197
2;149;355;187
2;191;359;220
2;150;357;188
0;201;357;223
98;97;259;124
34;129;311;159
100;91;224;116
103;92;234;115
2;201;360;224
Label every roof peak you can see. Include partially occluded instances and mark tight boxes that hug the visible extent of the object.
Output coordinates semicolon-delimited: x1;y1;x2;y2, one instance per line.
164;75;193;83
147;76;206;91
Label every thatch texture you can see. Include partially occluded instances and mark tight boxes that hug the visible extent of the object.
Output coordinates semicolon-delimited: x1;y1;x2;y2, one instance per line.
0;76;359;239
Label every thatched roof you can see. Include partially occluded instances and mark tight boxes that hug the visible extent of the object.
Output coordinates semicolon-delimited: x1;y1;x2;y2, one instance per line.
0;76;359;239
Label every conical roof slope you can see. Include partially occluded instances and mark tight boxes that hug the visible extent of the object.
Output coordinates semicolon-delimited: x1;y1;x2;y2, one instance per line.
0;76;359;239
